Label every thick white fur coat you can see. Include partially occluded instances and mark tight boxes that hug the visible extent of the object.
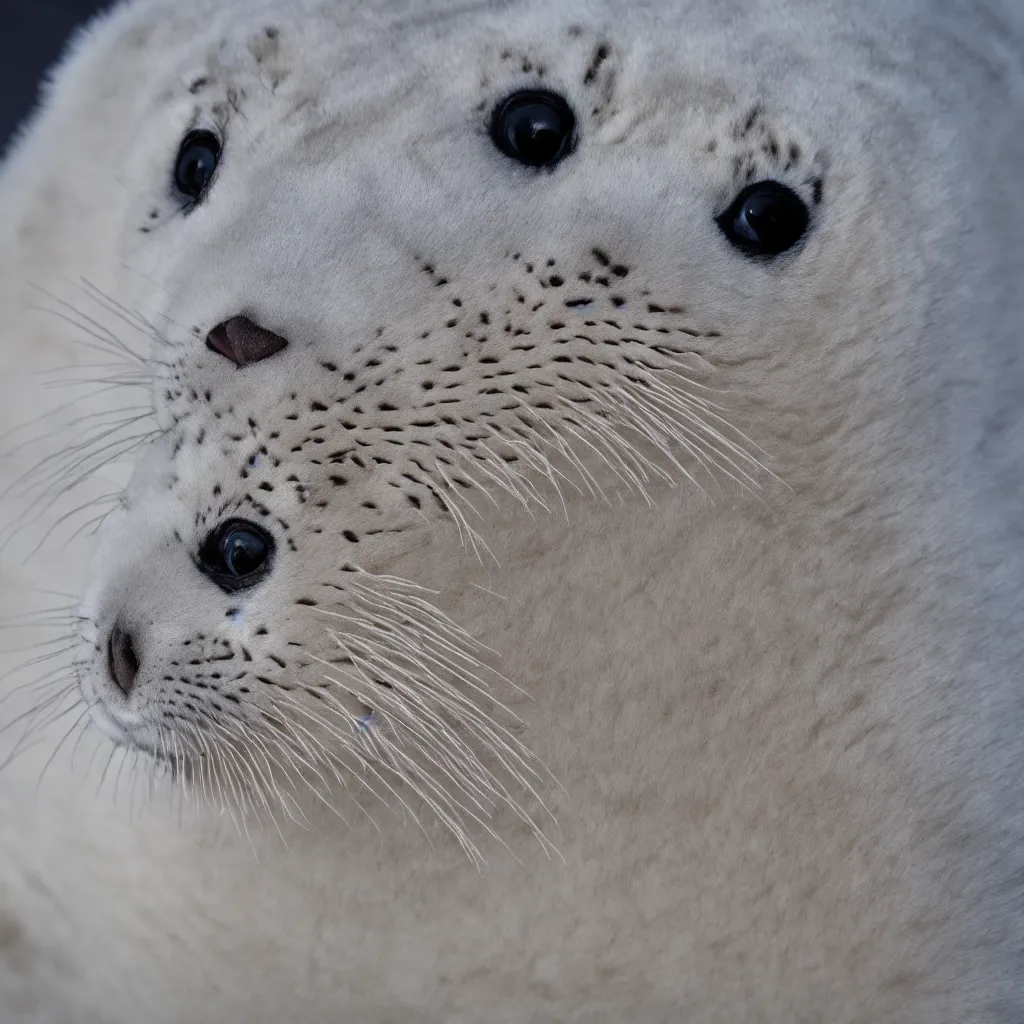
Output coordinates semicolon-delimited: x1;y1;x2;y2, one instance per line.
0;0;1022;1020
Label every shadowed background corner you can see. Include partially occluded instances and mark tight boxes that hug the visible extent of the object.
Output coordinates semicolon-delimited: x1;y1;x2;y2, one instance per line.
2;1;112;153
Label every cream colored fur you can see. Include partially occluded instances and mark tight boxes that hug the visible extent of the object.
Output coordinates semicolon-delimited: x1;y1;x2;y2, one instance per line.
0;0;1022;1020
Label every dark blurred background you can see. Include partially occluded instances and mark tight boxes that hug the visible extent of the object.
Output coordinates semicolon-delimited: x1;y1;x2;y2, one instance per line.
2;0;110;153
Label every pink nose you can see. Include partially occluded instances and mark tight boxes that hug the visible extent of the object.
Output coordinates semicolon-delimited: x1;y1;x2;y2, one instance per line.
205;316;289;367
108;621;139;697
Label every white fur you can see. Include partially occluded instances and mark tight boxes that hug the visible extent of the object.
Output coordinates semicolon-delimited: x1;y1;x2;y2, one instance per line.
0;0;1022;1019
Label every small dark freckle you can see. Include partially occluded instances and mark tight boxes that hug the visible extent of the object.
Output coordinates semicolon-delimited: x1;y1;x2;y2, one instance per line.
611;296;626;307
343;372;355;381
295;598;317;607
343;530;359;543
258;482;273;492
321;361;337;371
264;25;278;38
812;177;823;204
256;627;268;636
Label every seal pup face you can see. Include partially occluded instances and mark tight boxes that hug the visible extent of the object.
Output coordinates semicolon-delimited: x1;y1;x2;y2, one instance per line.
52;0;913;853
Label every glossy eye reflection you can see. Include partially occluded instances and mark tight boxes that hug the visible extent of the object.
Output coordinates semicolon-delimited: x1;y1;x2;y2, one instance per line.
717;180;809;257
490;90;576;168
174;130;221;201
199;519;273;590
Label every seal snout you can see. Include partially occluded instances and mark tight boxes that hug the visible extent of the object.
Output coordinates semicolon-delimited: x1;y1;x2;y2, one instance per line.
107;620;140;697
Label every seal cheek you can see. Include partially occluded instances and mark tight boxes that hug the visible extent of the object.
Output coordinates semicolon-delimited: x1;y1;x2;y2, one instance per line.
206;316;289;367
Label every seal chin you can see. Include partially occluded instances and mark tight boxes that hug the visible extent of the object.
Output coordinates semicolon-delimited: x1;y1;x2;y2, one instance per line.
79;672;165;759
86;698;132;745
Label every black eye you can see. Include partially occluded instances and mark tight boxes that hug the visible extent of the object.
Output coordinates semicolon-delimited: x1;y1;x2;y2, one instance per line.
490;90;576;168
717;181;809;257
199;519;273;590
174;130;222;201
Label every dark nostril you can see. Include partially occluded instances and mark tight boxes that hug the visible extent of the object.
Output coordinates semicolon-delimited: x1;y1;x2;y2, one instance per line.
108;621;139;697
205;316;288;368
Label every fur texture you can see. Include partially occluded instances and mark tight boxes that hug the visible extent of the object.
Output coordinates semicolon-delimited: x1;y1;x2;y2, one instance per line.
0;0;1022;1019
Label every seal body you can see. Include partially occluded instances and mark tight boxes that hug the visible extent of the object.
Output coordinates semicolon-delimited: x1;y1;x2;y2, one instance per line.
0;1;1022;1020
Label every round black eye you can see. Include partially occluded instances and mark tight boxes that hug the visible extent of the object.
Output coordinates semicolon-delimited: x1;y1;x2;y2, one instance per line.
717;181;809;257
174;130;221;201
490;90;576;168
199;519;273;589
